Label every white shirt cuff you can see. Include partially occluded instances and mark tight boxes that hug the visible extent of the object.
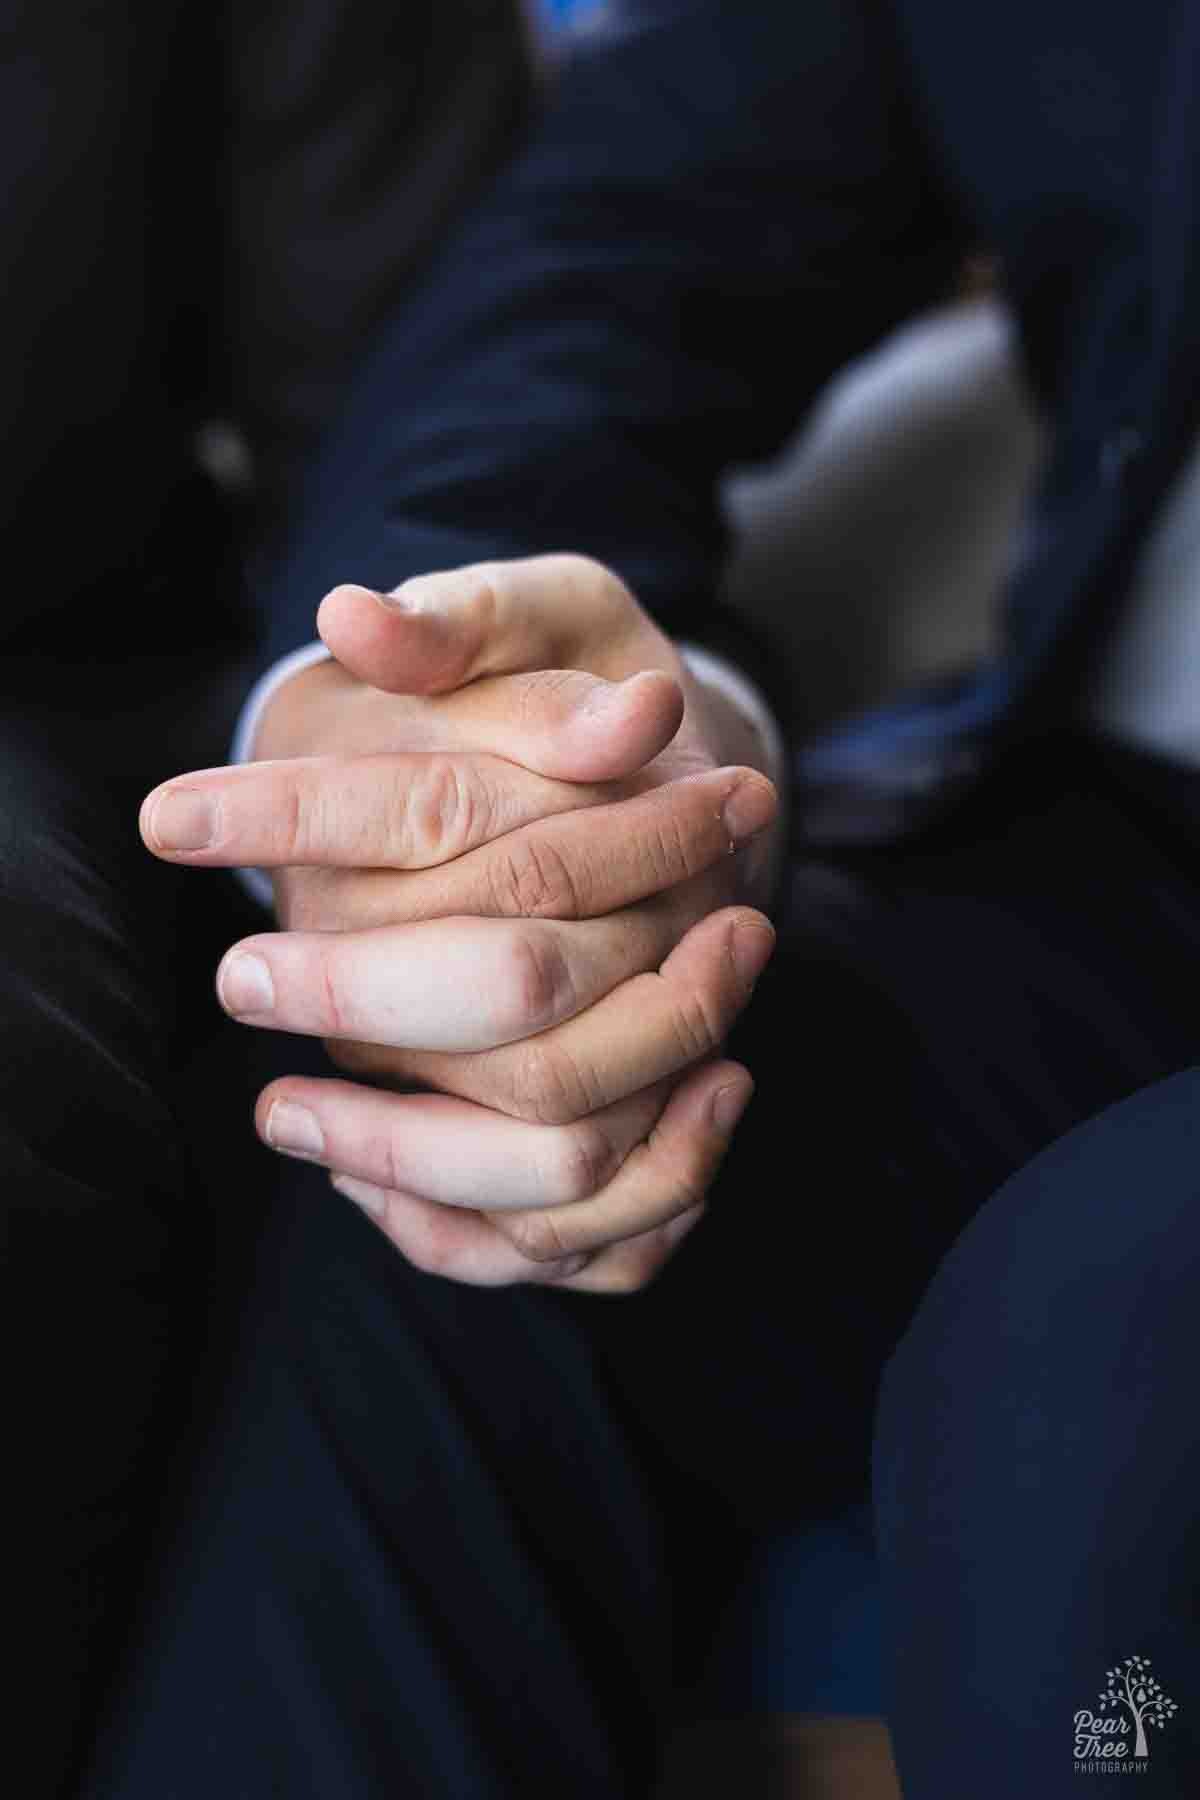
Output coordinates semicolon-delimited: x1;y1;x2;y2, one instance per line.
230;641;334;907
231;640;335;764
677;641;788;908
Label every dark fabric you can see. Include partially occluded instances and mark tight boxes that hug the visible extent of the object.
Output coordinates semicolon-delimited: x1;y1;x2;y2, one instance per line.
0;669;206;1798
874;1069;1200;1793
0;0;531;654
257;0;1200;789
225;0;533;546
0;0;223;649
42;725;1197;1797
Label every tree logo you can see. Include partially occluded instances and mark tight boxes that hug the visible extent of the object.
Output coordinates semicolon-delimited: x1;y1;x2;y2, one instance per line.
1074;1656;1179;1774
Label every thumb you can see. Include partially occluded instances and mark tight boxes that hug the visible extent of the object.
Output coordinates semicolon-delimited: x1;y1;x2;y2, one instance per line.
316;554;649;694
315;558;687;782
317;578;493;695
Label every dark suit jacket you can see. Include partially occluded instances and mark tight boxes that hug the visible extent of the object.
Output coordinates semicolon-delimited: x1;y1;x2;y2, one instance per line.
0;0;531;651
261;0;1200;825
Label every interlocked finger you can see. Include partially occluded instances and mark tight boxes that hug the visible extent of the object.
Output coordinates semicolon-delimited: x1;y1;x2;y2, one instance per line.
327;765;776;929
255;1075;672;1210
321;1055;751;1290
377;905;776;1123
141;751;612;870
219;906;678;1053
489;1057;752;1262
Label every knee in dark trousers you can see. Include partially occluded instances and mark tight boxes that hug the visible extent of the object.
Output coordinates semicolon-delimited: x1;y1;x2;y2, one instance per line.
874;1066;1200;1795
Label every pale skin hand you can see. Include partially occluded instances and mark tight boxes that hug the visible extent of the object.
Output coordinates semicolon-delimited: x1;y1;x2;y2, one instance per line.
141;555;782;1292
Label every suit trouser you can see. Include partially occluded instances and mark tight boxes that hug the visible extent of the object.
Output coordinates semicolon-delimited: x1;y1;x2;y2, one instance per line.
7;681;1200;1798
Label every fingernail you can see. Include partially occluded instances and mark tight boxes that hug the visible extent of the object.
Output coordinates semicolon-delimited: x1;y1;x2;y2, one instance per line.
381;576;444;614
146;789;217;851
552;1252;592;1279
265;1100;325;1159
322;580;386;609
218;952;275;1016
722;777;776;845
731;920;775;985
331;1173;388;1217
710;1080;753;1135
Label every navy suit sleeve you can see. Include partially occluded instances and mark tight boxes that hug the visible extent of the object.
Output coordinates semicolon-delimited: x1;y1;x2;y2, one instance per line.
257;0;966;702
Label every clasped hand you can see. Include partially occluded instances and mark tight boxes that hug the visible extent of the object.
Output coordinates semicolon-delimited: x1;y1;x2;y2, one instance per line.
141;556;780;1292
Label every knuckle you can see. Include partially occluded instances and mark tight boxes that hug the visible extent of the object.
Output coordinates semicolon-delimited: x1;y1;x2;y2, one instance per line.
488;836;582;919
545;1120;617;1204
667;984;723;1063
404;1213;461;1279
549;552;631;615
504;1039;593;1125
648;804;700;886
500;930;577;1037
503;1208;573;1264
407;756;485;864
